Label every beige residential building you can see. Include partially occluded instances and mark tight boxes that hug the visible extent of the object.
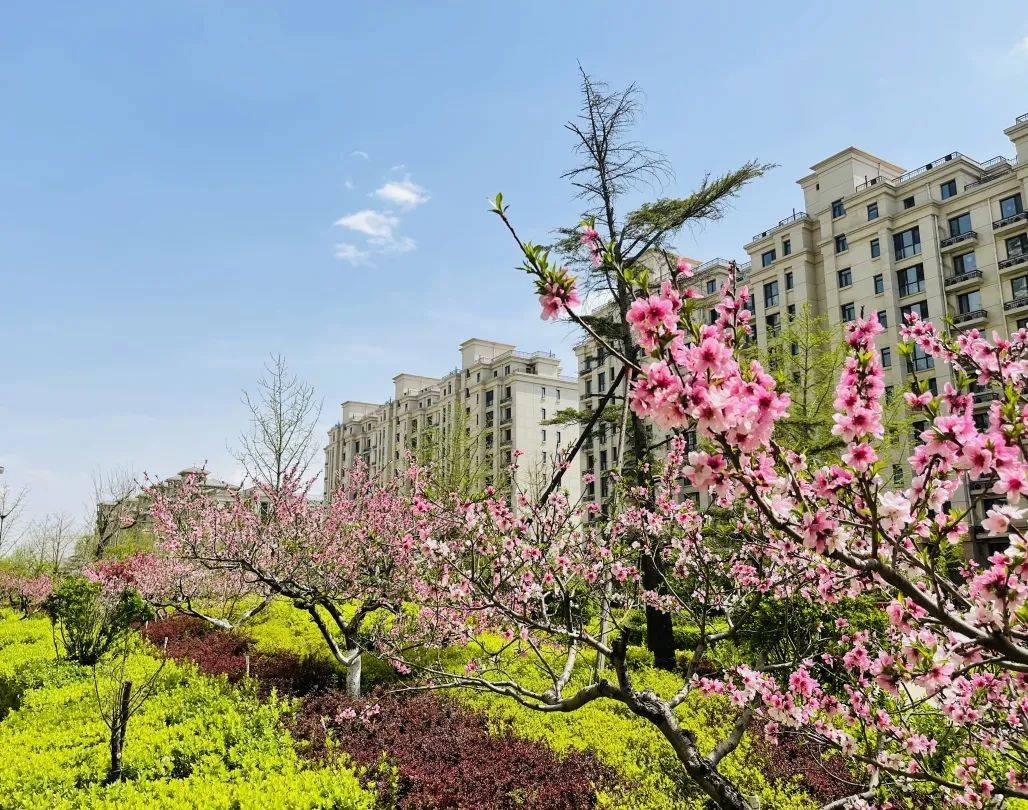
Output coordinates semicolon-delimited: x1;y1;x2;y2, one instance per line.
324;339;581;503
743;111;1028;559
573;256;747;516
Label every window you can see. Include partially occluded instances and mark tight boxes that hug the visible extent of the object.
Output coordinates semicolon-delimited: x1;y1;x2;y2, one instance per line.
870;238;880;259
787;303;796;317
1018;317;1028;330
835;234;848;253
881;347;892;367
901;300;929;321
949;212;972;237
706;279;717;294
957;290;982;314
763;280;779;308
541;429;547;443
1007;233;1028;259
598;371;606;390
766;312;781;337
897;263;926;297
874;274;885;294
584;378;592;395
953;251;977;275
877;309;888;327
485;390;494;406
831;199;845;218
940;179;957;200
894;227;922;261
540;408;546;419
892;464;903;485
837;267;852;288
761;249;776;267
909;345;934;372
867;201;879;221
1000;193;1024;220
782;238;792;256
785;271;794;290
1011;275;1028;300
903;195;915;209
840;302;855;322
885;385;894;404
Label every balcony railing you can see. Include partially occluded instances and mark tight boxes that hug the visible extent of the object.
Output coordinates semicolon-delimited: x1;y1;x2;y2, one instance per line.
952;309;987;325
1000;254;1028;270
965;160;1018;191
893;152;962;185
1017;113;1028;124
940;231;977;249
855;175;891;193
994;211;1028;230
1004;296;1028;311
751;212;809;242
944;269;983;288
973;390;999;404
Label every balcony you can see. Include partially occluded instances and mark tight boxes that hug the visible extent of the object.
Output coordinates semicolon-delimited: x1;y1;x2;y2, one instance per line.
1000;253;1028;271
944;269;983;290
973;390;998;405
952;309;987;326
993;211;1028;233
1004;296;1028;313
939;231;977;251
751;211;810;243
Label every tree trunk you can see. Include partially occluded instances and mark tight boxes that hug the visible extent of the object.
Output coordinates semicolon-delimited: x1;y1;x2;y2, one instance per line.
345;650;361;699
107;680;132;784
641;553;676;670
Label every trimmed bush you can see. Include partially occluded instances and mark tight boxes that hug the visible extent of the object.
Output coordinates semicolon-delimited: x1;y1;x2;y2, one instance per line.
292;691;614;809
0;612;376;809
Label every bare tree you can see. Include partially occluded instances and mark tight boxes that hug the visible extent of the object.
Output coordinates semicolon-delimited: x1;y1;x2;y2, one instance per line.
88;468;142;560
0;483;28;556
553;69;771;668
28;513;76;574
235;355;322;490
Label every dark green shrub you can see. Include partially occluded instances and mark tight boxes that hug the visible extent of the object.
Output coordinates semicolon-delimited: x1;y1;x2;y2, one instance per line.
43;576;153;665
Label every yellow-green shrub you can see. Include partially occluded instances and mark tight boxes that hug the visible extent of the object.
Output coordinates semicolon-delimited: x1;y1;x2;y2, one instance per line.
0;612;375;810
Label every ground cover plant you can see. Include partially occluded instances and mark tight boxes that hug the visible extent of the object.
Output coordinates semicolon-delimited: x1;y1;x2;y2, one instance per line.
0;611;376;810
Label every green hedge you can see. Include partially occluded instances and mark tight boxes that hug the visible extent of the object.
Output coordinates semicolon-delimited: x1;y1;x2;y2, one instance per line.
0;612;376;809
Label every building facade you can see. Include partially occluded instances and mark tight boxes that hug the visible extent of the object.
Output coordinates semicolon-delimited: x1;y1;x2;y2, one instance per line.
743;112;1028;558
573;256;747;517
324;339;581;503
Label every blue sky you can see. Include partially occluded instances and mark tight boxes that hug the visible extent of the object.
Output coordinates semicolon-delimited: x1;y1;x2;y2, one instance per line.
3;1;1028;529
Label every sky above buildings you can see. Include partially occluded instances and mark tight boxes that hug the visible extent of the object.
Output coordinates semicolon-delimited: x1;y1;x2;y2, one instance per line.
2;1;1028;529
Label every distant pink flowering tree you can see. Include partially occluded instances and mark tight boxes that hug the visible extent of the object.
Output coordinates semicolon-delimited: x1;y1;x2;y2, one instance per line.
390;202;1028;809
140;463;416;697
0;570;53;616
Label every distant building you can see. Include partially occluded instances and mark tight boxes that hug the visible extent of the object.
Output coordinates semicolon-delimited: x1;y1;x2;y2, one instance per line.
573;253;748;518
743;111;1028;559
324;338;581;504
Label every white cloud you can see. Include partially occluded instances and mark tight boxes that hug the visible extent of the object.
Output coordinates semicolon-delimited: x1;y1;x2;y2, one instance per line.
1012;35;1028;60
350;149;369;160
335;209;399;239
373;177;430;208
334;243;371;265
389;163;406;172
344;179;355;190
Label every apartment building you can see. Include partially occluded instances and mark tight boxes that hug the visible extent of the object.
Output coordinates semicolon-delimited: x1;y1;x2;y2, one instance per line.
324;338;580;504
743;111;1028;559
573;256;747;515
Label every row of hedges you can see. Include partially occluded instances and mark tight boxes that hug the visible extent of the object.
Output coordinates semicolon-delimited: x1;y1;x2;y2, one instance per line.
0;612;377;809
239;602;833;810
142;613;618;808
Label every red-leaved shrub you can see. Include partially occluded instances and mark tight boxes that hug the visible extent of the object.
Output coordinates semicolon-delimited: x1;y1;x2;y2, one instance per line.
292;691;614;809
139;615;341;696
